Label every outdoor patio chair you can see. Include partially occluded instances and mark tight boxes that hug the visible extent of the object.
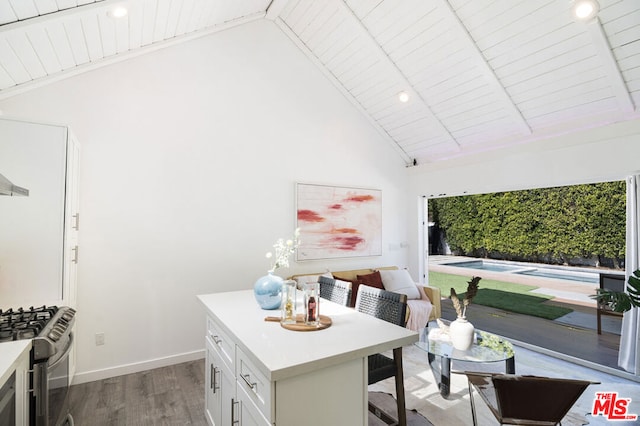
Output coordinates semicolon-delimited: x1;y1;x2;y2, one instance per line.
464;371;599;426
355;284;408;426
318;275;352;306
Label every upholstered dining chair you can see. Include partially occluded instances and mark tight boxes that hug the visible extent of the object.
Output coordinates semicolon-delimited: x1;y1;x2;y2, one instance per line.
318;276;352;306
464;371;599;426
355;284;408;426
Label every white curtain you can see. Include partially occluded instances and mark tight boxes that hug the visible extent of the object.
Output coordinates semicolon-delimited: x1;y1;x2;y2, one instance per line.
619;175;640;374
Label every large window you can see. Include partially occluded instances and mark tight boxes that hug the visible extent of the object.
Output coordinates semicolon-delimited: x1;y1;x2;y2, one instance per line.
428;181;626;267
425;180;626;370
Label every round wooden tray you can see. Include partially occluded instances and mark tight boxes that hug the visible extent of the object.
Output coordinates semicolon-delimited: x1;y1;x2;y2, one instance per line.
264;314;332;331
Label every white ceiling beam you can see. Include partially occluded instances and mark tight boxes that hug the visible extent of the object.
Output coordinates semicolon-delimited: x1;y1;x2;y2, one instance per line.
0;10;266;100
0;0;111;34
8;0;39;21
437;0;532;136
265;0;290;21
335;0;460;159
274;15;414;165
584;18;635;114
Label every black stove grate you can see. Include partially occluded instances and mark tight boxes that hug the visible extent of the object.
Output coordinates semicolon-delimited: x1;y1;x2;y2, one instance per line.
0;305;58;342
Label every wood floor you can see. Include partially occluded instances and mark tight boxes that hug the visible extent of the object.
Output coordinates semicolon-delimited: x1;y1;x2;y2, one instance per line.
68;360;207;426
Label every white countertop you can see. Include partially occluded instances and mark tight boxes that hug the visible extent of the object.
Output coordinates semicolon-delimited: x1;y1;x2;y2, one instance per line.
0;340;31;385
198;290;418;382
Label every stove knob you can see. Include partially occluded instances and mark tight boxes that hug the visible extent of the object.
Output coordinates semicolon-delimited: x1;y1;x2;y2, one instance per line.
62;311;74;321
48;330;61;341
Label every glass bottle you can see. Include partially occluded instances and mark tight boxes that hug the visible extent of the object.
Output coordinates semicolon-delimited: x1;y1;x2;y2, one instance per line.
304;282;319;326
281;280;297;325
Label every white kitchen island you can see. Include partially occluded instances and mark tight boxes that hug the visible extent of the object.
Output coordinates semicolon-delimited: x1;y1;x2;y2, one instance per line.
198;290;418;426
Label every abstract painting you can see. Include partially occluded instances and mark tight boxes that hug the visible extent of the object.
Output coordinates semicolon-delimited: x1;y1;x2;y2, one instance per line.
296;183;382;260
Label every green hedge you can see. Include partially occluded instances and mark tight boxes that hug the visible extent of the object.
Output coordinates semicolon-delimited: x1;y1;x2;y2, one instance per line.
429;181;626;266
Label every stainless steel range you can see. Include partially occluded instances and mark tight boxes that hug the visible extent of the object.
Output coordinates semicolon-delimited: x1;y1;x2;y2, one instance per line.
0;306;76;426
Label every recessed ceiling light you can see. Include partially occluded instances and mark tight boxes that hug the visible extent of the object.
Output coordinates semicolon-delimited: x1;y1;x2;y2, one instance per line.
572;0;599;21
398;91;410;103
108;5;128;19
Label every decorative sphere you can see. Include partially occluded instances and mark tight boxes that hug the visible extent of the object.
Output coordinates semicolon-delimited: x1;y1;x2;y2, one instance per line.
254;273;284;310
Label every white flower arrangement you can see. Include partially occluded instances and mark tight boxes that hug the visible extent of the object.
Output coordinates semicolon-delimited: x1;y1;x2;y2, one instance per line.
266;228;301;273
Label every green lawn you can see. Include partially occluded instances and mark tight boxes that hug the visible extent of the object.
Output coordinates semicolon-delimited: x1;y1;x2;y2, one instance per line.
428;271;573;320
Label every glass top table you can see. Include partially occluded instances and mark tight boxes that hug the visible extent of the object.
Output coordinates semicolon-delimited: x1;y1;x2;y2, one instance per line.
414;323;515;398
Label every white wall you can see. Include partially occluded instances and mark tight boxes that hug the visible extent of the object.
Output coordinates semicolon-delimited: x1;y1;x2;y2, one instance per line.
406;119;640;277
0;20;410;382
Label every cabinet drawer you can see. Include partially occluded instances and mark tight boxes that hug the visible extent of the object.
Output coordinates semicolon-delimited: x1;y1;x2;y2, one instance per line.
206;316;234;370
236;346;272;421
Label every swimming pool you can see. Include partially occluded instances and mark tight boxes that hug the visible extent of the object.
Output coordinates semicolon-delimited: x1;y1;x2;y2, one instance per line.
446;260;522;273
516;269;599;284
443;259;600;285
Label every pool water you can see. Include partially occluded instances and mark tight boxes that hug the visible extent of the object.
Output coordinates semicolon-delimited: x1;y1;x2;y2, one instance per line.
445;260;599;285
448;261;522;273
516;269;599;284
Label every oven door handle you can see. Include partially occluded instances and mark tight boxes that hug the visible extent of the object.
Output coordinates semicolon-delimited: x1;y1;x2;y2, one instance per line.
48;332;73;371
35;362;47;420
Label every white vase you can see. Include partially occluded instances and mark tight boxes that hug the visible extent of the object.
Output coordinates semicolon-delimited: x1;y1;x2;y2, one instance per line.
450;317;475;350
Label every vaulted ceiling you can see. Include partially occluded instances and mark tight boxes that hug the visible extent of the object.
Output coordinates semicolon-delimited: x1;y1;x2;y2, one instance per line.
1;0;639;166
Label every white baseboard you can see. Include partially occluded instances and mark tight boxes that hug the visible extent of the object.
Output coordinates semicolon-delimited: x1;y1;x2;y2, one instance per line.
71;349;205;385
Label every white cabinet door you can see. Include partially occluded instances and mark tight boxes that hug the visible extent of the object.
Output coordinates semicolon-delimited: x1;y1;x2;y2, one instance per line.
63;130;80;310
236;383;271;426
215;345;235;425
205;335;235;426
63;131;80;381
205;337;220;426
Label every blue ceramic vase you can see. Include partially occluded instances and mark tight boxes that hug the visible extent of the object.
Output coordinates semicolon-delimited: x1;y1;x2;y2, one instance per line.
253;272;284;310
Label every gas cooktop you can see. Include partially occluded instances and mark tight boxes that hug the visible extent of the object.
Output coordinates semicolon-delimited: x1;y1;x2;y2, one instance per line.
0;306;60;342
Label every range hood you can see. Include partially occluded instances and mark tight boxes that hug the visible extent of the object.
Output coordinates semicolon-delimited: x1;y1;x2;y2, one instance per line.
0;172;29;196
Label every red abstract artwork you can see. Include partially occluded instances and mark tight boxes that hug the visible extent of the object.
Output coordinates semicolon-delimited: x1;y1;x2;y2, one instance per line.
296;183;382;260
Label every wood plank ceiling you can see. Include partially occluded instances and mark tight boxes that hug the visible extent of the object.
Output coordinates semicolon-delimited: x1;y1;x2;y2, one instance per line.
0;0;639;165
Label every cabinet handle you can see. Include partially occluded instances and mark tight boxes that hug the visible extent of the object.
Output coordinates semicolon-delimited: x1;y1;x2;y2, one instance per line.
209;364;214;391
240;373;257;391
73;213;80;230
231;398;240;425
213;367;219;393
212;336;221;345
72;245;79;264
